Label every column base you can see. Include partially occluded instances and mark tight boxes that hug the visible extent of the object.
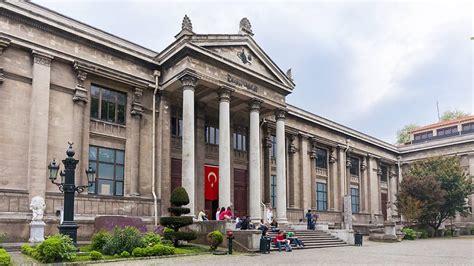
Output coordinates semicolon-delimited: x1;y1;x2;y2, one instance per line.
276;218;288;224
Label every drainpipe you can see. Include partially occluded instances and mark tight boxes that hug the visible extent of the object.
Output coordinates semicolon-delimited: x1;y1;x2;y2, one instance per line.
152;70;161;226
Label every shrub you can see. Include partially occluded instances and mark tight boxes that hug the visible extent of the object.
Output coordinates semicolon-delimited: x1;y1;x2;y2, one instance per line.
89;251;103;261
418;229;429;239
207;230;224;251
143;232;161;247
160;187;196;246
91;230;111;252
21;244;35;256
34;234;77;263
102;226;144;255
0;248;11;265
120;251;130;258
401;228;417;240
470;224;474;235
0;233;6;248
132;247;145;257
161;239;174;246
169;187;190;206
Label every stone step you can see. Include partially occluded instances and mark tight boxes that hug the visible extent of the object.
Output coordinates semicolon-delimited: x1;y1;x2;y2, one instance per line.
269;243;348;251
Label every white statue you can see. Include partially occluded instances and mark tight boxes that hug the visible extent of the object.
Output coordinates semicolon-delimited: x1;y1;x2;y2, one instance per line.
386;201;393;221
30;196;46;221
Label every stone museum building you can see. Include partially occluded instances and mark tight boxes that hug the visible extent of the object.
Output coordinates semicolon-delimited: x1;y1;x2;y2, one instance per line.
0;1;472;241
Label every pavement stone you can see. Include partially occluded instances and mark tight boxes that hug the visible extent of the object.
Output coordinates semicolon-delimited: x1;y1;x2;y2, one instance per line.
92;236;474;266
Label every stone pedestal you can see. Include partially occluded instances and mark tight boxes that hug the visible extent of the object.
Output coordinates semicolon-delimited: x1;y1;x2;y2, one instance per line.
382;221;397;241
29;221;46;243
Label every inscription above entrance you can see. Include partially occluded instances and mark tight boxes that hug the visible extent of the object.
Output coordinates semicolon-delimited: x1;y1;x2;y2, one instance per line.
227;74;258;92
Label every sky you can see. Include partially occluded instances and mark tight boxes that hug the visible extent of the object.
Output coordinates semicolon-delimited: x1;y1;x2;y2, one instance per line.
34;0;473;144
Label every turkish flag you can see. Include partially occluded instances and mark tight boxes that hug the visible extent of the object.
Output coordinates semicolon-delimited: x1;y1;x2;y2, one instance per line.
204;165;219;201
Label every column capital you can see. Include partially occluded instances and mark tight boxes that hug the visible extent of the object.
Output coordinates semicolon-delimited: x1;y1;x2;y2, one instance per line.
361;157;367;171
249;98;263;111
346;158;352;168
32;50;53;67
218;86;233;102
179;73;198;88
131;87;144;117
274;108;287;121
72;62;88;104
329;147;337;164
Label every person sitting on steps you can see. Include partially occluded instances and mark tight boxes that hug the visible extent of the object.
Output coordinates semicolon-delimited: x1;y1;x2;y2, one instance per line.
286;231;304;248
275;231;292;252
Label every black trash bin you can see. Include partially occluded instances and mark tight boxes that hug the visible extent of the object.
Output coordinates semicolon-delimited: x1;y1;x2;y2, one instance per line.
259;236;271;254
354;232;363;246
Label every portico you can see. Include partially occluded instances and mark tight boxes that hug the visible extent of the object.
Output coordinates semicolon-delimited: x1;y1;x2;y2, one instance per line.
158;17;295;221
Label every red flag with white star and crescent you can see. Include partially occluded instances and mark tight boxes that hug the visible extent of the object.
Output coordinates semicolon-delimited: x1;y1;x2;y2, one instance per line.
204;165;219;201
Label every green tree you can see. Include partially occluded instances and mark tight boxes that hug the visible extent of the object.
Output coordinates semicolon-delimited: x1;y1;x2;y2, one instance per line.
397;157;472;235
160;187;197;246
440;110;469;121
396;124;418;144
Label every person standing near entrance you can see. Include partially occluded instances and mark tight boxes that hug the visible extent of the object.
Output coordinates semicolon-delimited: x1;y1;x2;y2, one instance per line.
305;209;313;230
216;207;225;220
266;207;273;223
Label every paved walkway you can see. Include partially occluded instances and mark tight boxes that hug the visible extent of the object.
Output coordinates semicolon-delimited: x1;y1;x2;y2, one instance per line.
93;236;474;266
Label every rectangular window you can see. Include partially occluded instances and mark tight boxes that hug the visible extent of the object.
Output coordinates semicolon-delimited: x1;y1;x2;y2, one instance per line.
316;182;327;211
233;131;247;151
351;187;359;213
90;84;126;125
171;117;183;137
270;135;277;159
349;157;360;176
316;148;328;169
380;165;388;182
462;122;474;132
205;126;219;145
437;126;458;137
270;175;277;209
88;146;124;196
413;131;433;141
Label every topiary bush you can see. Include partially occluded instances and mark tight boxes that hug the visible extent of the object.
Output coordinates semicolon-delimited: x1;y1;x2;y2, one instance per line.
160;187;197;246
401;228;417;240
20;244;35;256
120;251;130;258
102;226;144;255
207;230;224;251
143;232;161;247
91;230;112;252
132;247;145;257
34;234;77;263
0;248;11;265
89;250;103;261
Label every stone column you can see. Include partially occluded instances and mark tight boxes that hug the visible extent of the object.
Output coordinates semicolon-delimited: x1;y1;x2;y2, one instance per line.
275;109;287;223
389;166;398;218
248;99;262;221
309;141;317;209
329;147;338;210
130;88;143;196
28;51;53;200
288;135;297;208
263;129;272;204
360;157;367;213
218;87;232;209
72;65;88;186
299;134;311;211
337;147;346;210
180;75;197;215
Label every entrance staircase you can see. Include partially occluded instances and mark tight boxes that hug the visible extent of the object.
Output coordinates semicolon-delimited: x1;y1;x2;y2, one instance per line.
266;228;347;251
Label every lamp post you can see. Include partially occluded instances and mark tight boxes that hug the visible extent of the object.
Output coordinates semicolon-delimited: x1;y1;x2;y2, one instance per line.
48;142;95;245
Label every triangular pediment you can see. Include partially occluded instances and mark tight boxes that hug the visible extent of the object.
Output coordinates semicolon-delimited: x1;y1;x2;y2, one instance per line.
201;45;280;82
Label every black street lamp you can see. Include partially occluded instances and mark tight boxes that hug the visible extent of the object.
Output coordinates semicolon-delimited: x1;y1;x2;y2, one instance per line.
48;142;95;245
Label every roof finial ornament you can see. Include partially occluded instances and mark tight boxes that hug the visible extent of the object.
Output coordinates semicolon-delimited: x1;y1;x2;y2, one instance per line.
175;14;195;39
182;15;193;32
239;18;254;36
286;68;293;81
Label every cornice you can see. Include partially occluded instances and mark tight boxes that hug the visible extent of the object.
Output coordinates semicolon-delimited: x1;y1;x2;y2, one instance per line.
0;4;158;66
